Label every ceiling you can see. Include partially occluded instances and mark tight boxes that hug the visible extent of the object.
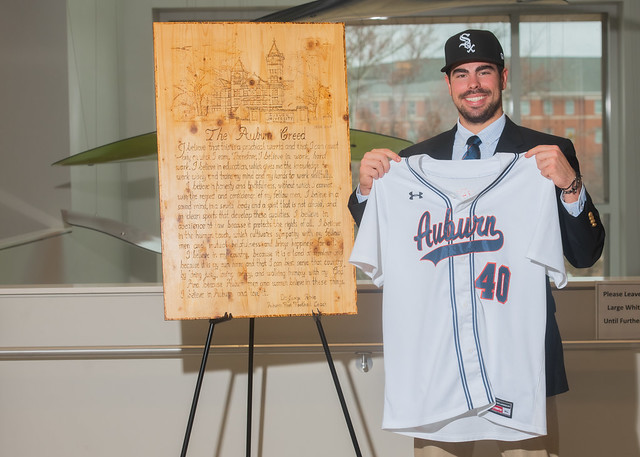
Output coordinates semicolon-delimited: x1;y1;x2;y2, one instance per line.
255;0;567;22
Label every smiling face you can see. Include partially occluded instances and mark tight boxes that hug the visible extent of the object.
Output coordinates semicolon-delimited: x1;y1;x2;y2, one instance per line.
445;61;508;133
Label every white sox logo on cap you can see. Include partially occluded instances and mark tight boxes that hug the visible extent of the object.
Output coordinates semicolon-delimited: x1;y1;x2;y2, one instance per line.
441;29;505;73
458;32;475;54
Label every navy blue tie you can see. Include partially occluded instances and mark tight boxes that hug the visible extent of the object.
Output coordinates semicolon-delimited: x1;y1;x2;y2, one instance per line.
463;135;481;160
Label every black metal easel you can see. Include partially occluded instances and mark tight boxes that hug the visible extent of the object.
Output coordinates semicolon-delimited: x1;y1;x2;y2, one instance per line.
179;311;362;457
313;310;363;457
180;313;233;457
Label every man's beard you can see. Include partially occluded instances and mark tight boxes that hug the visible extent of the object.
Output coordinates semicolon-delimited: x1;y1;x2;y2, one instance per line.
457;90;503;125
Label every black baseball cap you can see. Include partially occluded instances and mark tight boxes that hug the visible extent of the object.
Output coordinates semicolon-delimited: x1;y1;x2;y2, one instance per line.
441;29;505;73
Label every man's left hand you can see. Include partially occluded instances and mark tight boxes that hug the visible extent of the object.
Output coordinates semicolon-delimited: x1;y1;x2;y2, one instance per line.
525;145;581;203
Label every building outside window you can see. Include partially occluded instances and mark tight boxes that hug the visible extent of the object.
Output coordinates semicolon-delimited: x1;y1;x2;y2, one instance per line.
347;14;611;278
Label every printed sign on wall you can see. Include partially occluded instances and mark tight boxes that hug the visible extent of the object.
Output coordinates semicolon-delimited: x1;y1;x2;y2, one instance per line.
596;281;640;339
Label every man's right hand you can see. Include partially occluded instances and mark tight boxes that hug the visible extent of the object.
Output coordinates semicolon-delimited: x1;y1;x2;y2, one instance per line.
358;148;401;196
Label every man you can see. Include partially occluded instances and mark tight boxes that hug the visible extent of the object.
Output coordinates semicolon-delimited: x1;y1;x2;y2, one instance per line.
348;29;605;456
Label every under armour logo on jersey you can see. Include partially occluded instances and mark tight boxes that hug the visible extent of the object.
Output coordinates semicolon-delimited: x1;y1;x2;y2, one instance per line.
459;32;475;54
409;191;423;200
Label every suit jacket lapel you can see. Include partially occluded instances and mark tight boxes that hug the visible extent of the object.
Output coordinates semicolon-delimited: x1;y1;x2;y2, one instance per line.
495;116;526;153
429;125;456;159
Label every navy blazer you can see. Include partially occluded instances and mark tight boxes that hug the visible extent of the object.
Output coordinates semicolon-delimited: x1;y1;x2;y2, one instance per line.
348;116;606;396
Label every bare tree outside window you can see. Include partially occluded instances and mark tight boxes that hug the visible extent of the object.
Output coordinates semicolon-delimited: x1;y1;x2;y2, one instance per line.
345;19;607;278
346;24;450;143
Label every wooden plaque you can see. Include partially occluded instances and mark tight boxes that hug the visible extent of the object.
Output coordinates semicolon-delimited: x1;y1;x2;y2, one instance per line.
153;22;356;319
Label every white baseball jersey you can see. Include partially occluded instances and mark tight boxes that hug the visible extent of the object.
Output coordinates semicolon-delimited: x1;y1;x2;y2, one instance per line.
350;153;566;442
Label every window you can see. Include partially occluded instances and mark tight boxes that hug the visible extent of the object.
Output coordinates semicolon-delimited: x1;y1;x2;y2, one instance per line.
347;12;612;278
594;99;602;115
518;19;607;277
565;99;575;115
519;20;604;202
371;101;381;116
595;128;603;144
543;100;554;116
407;100;416;117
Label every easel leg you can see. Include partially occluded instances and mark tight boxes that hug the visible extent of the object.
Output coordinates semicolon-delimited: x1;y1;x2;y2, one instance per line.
246;318;255;457
180;313;232;457
312;311;363;457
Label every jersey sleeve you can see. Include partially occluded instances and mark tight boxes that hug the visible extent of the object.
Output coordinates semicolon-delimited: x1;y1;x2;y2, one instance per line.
526;175;568;289
349;179;386;287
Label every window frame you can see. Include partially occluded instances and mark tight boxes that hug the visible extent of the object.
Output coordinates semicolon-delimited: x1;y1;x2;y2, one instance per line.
345;3;621;278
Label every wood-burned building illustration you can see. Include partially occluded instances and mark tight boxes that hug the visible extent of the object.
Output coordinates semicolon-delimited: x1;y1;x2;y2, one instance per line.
172;39;332;126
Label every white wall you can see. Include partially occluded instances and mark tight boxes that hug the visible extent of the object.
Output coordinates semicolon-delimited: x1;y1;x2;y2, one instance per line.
0;286;406;457
0;285;638;457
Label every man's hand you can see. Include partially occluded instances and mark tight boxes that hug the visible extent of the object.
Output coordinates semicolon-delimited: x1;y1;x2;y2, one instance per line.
525;145;582;203
358;148;401;196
